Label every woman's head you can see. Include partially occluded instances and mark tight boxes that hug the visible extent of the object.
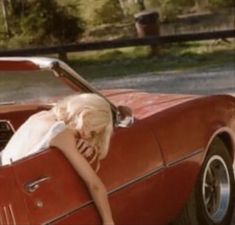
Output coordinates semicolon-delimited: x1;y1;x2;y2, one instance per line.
53;93;113;160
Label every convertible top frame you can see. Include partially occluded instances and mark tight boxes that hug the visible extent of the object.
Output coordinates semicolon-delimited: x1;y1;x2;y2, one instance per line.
0;57;135;127
0;57;116;108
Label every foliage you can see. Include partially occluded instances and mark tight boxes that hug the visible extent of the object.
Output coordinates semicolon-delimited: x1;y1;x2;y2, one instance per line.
7;0;84;47
0;0;234;48
208;0;234;8
122;0;234;20
159;0;234;19
145;0;161;9
80;0;123;27
160;0;193;19
69;41;235;80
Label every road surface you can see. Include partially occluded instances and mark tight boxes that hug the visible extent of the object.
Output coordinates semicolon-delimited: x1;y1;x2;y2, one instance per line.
91;65;235;95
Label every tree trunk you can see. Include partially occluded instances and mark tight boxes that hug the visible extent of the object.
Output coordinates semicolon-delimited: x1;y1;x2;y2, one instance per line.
194;0;209;10
135;0;146;11
118;0;128;16
1;0;10;37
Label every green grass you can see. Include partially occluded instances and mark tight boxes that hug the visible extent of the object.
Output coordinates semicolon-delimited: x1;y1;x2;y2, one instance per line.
68;39;235;80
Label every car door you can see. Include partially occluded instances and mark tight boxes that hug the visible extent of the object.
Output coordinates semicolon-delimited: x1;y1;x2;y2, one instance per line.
100;121;168;225
12;148;95;225
51;120;168;225
12;120;167;225
0;165;29;225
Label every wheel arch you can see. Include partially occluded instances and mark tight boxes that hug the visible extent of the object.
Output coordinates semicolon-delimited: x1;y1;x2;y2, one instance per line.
205;127;235;163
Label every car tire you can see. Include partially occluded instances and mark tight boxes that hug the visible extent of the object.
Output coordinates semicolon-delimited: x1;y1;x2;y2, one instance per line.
173;137;235;225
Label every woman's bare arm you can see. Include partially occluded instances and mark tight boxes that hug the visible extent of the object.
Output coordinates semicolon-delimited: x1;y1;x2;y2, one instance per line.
50;129;114;225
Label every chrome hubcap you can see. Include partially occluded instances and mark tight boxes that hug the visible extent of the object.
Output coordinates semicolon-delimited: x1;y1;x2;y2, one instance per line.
202;155;230;223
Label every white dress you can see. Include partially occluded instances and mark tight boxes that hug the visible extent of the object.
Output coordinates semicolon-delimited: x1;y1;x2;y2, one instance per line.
1;116;66;166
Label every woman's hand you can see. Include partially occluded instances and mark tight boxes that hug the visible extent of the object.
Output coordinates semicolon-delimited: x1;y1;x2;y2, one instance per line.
77;139;94;157
76;139;99;167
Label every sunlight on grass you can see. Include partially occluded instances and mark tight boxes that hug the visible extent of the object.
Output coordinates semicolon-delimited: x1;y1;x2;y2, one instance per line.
69;46;150;64
68;40;235;80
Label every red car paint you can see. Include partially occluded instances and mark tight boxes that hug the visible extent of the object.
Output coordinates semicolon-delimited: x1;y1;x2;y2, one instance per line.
0;58;234;225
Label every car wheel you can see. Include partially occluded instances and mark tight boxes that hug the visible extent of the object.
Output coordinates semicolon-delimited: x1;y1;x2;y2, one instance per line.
173;138;235;225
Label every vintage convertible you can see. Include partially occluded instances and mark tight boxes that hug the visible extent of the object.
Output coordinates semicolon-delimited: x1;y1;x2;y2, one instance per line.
0;57;234;225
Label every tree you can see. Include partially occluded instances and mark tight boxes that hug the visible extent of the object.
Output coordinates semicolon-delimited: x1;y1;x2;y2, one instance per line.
135;0;146;11
80;0;124;27
118;0;128;16
0;0;10;36
9;0;84;46
193;0;209;10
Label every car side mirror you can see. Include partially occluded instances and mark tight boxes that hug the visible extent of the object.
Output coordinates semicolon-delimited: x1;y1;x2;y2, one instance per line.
115;105;134;128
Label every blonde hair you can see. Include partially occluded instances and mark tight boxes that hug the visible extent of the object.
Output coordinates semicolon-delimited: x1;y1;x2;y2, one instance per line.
53;93;113;169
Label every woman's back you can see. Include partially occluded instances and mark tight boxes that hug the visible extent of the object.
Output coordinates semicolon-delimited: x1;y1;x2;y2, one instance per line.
1;111;65;165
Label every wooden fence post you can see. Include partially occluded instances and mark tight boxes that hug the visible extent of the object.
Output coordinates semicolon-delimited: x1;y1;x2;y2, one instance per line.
134;10;160;56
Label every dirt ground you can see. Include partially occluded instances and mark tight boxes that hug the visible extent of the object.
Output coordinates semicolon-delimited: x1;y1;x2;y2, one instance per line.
91;65;235;95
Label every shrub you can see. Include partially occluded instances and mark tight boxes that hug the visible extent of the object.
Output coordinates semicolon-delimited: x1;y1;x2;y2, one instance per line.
9;0;84;47
160;0;194;20
209;0;234;8
80;0;123;27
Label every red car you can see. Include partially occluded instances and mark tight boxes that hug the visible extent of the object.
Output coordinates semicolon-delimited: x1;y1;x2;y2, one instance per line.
0;57;234;225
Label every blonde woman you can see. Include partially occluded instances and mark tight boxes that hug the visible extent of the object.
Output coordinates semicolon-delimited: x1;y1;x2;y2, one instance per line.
0;93;114;225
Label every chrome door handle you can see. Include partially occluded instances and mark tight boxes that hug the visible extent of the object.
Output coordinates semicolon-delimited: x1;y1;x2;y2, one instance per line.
25;176;51;193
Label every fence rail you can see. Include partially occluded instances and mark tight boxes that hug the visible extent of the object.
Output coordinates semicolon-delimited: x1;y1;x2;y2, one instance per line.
0;29;234;57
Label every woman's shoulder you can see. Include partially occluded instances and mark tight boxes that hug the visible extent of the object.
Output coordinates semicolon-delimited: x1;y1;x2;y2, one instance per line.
28;110;59;127
26;111;50;124
51;127;74;139
32;110;53;119
50;120;66;133
50;128;76;150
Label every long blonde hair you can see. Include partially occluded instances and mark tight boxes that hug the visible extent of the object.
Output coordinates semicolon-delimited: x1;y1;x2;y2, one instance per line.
53;93;113;169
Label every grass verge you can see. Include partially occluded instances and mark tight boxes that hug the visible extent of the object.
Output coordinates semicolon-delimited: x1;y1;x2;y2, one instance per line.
68;39;235;80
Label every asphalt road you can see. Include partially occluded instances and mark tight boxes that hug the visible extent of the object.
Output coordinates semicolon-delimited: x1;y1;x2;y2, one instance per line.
92;65;235;95
92;65;235;224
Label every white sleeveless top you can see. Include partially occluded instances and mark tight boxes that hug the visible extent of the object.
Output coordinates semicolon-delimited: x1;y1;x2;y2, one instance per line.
1;119;66;166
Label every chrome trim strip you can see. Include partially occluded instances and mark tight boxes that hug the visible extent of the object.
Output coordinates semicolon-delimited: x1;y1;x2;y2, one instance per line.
0;209;3;225
108;166;165;194
45;165;165;225
8;204;16;225
3;206;9;225
0;57;119;123
166;148;204;167
47;148;204;224
0;120;15;152
0;57;56;70
0;120;15;132
1;204;16;225
0;102;16;106
53;61;118;112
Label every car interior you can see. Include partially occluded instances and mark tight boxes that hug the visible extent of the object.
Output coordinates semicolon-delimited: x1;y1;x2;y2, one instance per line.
0;120;14;152
0;105;51;154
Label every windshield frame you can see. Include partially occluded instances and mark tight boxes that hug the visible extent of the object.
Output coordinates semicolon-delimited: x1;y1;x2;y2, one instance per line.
0;57;118;118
